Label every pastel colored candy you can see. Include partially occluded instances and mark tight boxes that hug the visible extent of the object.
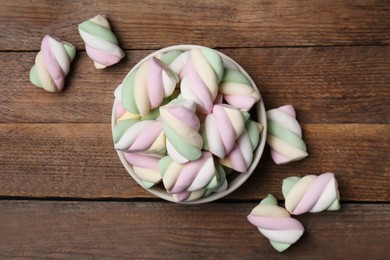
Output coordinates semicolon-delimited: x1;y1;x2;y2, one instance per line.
78;15;125;69
283;172;341;215
219;120;263;172
29;34;76;93
172;163;228;202
159;99;203;163
201;104;248;159
124;153;162;188
169;50;191;78
247;194;305;252
219;68;260;111
159;152;219;197
266;105;308;164
157;50;184;66
202;163;228;197
180;48;224;114
114;83;175;122
113;119;165;154
121;57;179;116
115;101;142;122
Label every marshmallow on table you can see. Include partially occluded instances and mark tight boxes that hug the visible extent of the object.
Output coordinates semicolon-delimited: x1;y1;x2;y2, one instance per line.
219;68;260;111
78;14;125;69
219;120;263;173
159;99;203;163
266;105;308;165
120;57;179;117
247;194;304;252
201;104;248;159
113;119;165;155
283;172;341;215
159;152;221;201
29;34;76;93
124;153;163;188
179;48;224;114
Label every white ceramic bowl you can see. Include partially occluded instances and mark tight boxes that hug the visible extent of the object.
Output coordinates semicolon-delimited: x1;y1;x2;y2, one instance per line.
112;45;267;204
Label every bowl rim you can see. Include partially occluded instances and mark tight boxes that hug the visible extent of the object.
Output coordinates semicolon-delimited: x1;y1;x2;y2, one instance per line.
111;44;267;204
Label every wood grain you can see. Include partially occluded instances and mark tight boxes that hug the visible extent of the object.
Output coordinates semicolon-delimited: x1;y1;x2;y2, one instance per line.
1;46;389;124
0;123;388;201
0;0;389;51
0;201;388;259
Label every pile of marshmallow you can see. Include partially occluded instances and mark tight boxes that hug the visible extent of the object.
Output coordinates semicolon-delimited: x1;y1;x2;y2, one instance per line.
28;13;342;251
113;47;264;202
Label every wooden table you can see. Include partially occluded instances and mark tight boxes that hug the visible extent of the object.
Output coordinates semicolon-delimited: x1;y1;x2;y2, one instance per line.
1;1;389;258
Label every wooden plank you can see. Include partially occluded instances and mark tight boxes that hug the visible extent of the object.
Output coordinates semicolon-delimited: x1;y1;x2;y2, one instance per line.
1;46;389;124
0;123;388;201
0;201;388;258
0;0;389;51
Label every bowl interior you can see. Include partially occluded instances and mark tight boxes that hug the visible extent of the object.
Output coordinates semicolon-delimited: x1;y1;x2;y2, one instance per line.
112;45;267;204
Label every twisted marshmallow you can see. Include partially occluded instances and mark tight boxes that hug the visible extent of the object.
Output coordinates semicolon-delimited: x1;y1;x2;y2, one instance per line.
283;172;341;215
29;35;76;93
180;48;224;114
171;162;228;202
113;119;165;154
121;57;179;116
124;153;162;188
219;120;263;172
78;15;125;69
159;152;219;197
159;99;203;163
201;104;247;159
266;105;308;164
219;68;260;111
247;194;304;252
157;50;184;66
114;100;141;122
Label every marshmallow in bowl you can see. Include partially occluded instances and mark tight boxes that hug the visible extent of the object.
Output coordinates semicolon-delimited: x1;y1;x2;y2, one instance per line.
120;57;179;116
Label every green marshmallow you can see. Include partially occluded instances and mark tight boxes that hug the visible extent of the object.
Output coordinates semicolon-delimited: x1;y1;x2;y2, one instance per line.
79;20;118;44
141;180;156;189
270;241;292;253
199;123;209;151
63;42;76;61
158;156;172;178
203;164;226;197
201;47;224;82
29;66;43;88
112;119;139;143
121;70;139;114
260;194;278;206
221;68;251;85
246;120;262;149
327;199;341;211
159;50;183;65
164;124;202;161
267;120;307;151
282;176;301;198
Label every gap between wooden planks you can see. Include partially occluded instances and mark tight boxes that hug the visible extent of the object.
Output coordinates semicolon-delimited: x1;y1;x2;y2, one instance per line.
0;123;388;201
0;201;389;258
0;46;389;124
0;0;389;50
